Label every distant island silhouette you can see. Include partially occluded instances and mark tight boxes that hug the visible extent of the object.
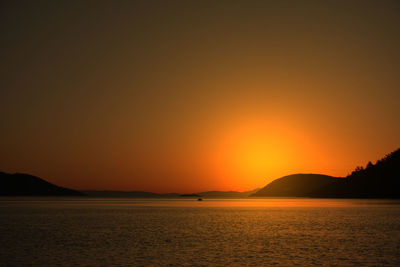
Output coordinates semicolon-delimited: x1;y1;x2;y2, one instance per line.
82;189;259;198
0;172;84;196
81;191;181;198
1;148;399;198
196;189;260;198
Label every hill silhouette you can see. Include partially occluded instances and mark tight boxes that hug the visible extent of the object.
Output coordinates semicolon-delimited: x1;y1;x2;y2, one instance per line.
310;148;400;198
252;148;400;198
0;172;84;196
3;148;399;198
251;174;341;197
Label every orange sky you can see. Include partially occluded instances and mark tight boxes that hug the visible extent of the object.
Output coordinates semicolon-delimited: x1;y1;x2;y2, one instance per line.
1;1;399;192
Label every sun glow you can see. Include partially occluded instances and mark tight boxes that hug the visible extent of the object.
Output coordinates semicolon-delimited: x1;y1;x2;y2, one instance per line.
211;120;303;189
231;134;288;177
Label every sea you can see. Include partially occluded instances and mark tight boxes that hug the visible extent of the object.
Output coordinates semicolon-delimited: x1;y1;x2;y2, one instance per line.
0;198;399;266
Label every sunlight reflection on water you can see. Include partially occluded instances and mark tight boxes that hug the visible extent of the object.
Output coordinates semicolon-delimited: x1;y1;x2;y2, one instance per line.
1;198;400;266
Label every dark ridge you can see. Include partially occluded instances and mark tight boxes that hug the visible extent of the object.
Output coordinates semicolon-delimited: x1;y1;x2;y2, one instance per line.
252;148;400;198
0;172;84;196
251;174;342;197
310;148;400;198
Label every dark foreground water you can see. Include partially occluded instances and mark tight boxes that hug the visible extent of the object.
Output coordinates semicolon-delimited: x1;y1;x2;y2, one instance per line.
0;198;400;266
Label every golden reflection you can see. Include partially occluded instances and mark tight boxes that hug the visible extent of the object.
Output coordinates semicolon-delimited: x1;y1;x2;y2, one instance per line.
121;198;396;208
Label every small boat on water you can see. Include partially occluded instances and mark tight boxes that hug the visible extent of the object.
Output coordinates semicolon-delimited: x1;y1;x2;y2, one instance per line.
197;198;203;201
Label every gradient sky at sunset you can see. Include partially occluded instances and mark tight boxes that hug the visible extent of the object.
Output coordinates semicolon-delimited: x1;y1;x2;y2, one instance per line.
1;0;399;192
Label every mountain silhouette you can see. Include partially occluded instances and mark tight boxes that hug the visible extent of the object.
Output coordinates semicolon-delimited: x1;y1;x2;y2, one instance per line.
251;174;341;197
252;148;400;198
310;148;400;198
3;148;399;198
0;172;84;196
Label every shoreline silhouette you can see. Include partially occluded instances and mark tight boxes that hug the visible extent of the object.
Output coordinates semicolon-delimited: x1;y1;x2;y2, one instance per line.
1;148;399;198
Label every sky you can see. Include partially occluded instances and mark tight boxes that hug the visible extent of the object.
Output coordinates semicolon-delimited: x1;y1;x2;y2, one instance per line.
1;0;399;192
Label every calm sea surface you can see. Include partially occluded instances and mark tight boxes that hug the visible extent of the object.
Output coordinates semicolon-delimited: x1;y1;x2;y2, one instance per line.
1;198;400;266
